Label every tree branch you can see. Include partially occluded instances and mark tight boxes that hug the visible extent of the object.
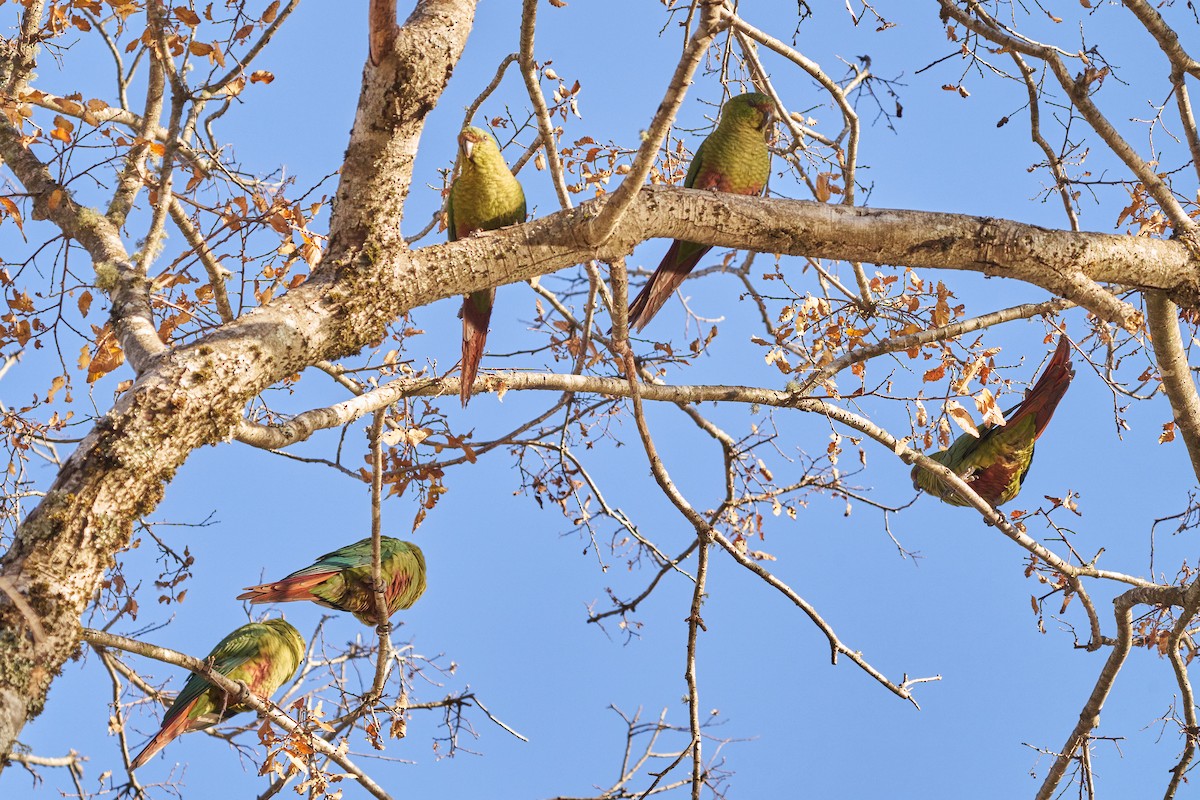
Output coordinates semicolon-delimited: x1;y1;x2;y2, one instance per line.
1035;586;1188;800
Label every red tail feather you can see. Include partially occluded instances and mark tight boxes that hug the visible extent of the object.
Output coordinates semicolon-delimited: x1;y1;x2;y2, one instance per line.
130;701;195;769
237;571;332;604
627;241;710;332
1009;334;1074;440
461;293;492;406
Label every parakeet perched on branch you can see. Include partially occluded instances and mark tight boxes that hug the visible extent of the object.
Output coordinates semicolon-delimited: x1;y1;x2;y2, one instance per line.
238;536;426;626
911;335;1074;507
130;618;304;770
447;126;527;405
627;91;774;331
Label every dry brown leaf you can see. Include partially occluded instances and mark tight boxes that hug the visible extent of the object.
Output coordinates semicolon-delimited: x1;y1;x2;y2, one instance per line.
944;399;979;438
87;324;125;383
1159;421;1176;444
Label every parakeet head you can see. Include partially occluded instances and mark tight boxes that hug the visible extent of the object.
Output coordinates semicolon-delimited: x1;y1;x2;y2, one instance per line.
721;92;774;134
458;126;501;165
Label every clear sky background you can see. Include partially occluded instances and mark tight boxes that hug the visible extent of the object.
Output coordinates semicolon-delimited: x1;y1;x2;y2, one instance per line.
5;1;1199;798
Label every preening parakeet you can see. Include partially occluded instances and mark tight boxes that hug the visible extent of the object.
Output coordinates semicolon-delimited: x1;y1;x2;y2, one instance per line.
447;126;527;406
238;536;426;626
130;618;304;770
627;92;774;331
911;335;1074;507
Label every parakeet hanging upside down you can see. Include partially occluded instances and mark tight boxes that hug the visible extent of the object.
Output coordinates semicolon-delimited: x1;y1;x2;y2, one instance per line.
447;126;527;405
130;618;305;769
238;536;426;626
911;334;1074;507
627;91;774;331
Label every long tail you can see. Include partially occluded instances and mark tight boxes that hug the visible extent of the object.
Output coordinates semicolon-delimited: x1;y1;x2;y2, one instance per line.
1009;334;1074;440
627;240;709;332
461;288;495;406
237;571;331;604
130;704;193;769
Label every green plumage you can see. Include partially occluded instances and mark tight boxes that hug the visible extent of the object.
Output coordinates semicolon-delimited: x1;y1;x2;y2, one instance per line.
447;126;527;405
911;336;1074;508
628;92;774;330
131;618;305;769
238;536;427;626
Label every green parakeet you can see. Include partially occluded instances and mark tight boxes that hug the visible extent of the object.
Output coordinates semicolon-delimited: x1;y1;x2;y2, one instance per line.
447;126;527;406
130;618;305;769
912;335;1074;507
628;92;774;331
238;536;426;626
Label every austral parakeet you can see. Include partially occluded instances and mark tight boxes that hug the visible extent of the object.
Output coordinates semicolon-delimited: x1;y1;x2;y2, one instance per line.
238;536;427;626
627;92;774;331
447;126;527;406
130;618;305;769
911;335;1074;508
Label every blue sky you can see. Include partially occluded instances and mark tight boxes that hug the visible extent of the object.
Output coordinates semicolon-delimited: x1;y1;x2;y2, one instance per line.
6;1;1200;798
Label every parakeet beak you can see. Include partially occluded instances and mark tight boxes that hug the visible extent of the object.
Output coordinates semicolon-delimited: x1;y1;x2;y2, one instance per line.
462;138;475;160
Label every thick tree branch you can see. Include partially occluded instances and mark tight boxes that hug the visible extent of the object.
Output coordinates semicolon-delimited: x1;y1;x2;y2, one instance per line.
1145;294;1200;481
399;190;1193;323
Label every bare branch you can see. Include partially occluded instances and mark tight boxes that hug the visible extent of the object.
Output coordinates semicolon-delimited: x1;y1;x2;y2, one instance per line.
519;1;571;208
367;410;394;703
1164;580;1200;799
1036;586;1189;800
